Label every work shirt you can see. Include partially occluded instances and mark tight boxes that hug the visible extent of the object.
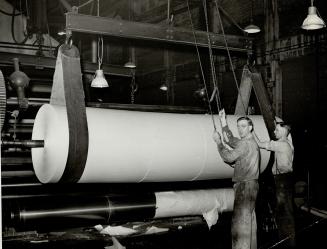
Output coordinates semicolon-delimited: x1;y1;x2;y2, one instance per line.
217;126;260;182
262;139;293;174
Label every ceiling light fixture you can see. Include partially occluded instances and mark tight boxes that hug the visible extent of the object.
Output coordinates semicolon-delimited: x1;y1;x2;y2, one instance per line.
57;30;66;36
91;69;108;88
194;87;206;98
124;60;136;69
302;0;326;30
91;36;109;88
244;24;261;34
244;0;261;34
160;83;168;91
91;0;109;88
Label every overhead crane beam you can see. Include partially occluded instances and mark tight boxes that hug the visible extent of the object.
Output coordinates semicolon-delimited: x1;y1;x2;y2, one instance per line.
65;12;251;53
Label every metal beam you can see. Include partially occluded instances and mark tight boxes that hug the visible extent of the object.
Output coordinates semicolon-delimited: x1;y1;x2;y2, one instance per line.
66;12;251;53
87;102;207;114
7;98;207;114
0;51;132;77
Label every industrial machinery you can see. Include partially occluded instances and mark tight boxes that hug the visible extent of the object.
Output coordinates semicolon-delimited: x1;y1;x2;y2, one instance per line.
0;2;277;247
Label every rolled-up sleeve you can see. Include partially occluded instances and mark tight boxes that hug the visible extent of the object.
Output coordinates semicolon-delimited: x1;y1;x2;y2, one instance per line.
218;141;247;163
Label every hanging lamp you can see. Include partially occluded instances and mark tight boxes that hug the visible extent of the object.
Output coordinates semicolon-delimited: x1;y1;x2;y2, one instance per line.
124;60;136;69
244;0;261;34
91;36;109;88
302;0;326;30
124;0;137;69
91;0;109;88
244;24;261;34
160;83;168;91
195;87;205;97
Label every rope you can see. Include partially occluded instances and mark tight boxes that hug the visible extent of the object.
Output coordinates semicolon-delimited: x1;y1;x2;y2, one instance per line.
202;0;222;112
186;0;217;131
214;0;248;115
217;5;245;34
77;0;95;10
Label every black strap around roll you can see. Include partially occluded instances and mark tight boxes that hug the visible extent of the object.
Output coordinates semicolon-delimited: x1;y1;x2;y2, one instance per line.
50;44;89;183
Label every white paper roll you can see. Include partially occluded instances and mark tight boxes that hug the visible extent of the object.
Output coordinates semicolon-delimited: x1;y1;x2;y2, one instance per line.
32;104;270;183
155;188;234;218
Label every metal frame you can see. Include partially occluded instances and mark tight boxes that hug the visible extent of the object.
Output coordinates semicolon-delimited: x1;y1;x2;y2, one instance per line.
0;51;132;77
65;12;251;53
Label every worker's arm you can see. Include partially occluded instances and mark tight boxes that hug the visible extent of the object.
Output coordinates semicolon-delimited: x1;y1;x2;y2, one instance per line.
253;133;288;152
218;140;247;164
219;109;240;148
213;131;246;165
252;131;270;149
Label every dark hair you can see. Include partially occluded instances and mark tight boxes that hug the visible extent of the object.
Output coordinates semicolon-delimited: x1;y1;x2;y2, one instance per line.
237;116;254;128
276;121;291;133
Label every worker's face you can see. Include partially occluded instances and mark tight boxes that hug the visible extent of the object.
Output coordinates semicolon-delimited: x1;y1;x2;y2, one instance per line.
274;124;286;139
237;120;252;138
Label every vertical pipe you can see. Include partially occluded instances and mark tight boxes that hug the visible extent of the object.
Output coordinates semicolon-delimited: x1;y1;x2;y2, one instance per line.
167;0;170;21
13;58;20;71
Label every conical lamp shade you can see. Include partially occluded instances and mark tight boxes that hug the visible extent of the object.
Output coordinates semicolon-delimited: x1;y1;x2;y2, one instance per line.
91;69;109;88
302;6;326;30
244;24;261;34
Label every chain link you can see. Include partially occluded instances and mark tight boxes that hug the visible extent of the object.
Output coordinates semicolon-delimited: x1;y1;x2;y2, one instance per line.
130;70;137;104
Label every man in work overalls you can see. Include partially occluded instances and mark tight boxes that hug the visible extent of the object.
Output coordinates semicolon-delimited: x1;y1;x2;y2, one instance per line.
213;109;260;249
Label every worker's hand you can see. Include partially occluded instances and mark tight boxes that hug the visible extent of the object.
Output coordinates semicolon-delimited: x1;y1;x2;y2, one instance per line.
213;131;222;144
218;109;225;118
218;109;227;127
222;131;230;143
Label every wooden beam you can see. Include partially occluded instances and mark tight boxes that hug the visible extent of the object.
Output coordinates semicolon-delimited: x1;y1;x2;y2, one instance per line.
234;65;252;115
249;66;276;139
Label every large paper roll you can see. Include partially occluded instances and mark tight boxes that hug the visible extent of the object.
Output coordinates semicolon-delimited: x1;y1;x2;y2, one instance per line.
32;104;270;183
